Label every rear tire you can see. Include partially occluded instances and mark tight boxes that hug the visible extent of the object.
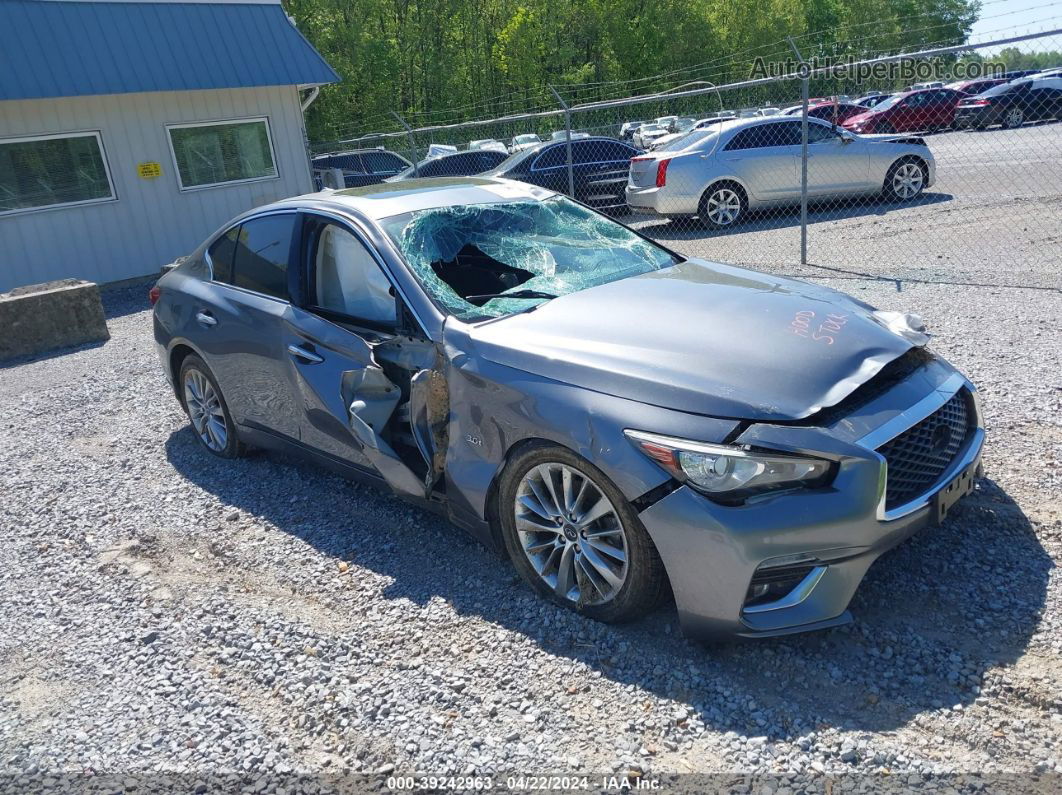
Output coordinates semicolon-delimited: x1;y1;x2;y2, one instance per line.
698;182;747;229
1002;107;1024;128
497;444;668;624
179;355;246;459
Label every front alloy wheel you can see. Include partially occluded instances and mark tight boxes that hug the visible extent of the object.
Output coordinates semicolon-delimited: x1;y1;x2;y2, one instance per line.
887;160;926;201
514;462;629;605
498;445;667;623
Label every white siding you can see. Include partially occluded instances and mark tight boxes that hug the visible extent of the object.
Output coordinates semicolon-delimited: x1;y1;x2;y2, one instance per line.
0;85;312;290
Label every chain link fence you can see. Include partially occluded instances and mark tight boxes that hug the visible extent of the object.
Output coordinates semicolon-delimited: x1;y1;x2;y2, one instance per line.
309;29;1062;289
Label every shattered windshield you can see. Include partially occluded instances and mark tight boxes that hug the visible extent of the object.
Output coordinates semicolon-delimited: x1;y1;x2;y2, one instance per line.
381;196;680;321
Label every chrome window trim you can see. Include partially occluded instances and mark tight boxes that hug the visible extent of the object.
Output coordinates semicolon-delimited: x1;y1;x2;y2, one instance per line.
856;372;984;521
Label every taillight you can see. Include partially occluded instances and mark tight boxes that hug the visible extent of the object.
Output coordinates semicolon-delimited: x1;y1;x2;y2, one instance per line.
656;158;672;188
967;99;990;106
148;285;161;306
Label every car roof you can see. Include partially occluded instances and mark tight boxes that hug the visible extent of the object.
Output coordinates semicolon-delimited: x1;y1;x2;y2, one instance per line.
256;177;557;222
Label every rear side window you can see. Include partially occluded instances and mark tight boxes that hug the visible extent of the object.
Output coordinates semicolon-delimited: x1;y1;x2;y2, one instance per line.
532;145;567;169
362;151;406;173
231;214;295;300
207;226;240;283
726;122;801;150
590;141;638;162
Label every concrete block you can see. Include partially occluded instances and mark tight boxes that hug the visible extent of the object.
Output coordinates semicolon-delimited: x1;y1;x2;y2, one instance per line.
0;279;110;361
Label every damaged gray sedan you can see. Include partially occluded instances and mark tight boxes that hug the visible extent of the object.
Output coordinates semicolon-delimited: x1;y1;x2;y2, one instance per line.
153;177;984;639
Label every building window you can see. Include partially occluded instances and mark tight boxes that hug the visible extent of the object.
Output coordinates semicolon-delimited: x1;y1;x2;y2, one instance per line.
0;132;116;214
167;118;278;190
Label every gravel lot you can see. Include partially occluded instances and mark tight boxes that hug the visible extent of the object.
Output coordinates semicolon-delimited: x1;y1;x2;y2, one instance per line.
1;128;1061;790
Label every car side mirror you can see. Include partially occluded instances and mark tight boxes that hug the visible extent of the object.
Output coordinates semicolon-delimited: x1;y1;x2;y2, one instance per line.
840;134;854;143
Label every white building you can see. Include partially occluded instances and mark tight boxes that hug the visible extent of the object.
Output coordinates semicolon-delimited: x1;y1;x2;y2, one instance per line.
0;0;338;291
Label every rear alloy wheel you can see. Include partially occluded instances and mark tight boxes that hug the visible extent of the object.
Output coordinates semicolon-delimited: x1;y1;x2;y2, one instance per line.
498;445;667;623
1002;107;1024;128
180;355;245;459
699;184;746;229
885;159;927;201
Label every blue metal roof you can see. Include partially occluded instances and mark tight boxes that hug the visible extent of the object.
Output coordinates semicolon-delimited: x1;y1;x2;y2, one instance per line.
0;1;339;101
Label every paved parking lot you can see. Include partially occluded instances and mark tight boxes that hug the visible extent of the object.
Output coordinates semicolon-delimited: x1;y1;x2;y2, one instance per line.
1;122;1061;789
632;121;1062;291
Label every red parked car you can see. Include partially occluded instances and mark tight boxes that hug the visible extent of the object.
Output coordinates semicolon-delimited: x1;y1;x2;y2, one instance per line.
842;88;967;134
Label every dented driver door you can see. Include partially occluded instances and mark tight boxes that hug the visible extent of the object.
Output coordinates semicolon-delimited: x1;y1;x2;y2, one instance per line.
278;211;434;499
280;306;428;499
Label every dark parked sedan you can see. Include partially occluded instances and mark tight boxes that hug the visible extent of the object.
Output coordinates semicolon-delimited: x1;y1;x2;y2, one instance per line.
311;148;411;189
152;178;983;639
484;136;641;211
387;149;508;181
954;77;1062;129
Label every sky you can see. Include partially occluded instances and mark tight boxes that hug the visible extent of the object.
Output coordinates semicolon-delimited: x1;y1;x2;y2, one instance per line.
970;0;1061;53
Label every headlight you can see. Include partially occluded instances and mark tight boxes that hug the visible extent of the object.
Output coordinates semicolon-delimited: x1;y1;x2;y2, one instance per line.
625;430;833;502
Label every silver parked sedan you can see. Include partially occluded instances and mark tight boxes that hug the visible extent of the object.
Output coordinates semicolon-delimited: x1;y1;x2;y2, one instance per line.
153;177;982;639
626;116;936;227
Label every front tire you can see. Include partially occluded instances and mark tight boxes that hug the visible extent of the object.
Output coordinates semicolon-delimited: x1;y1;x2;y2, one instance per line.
497;444;667;623
179;354;245;459
884;157;928;202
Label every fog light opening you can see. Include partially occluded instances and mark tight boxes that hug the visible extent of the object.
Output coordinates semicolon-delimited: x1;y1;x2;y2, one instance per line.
743;560;824;612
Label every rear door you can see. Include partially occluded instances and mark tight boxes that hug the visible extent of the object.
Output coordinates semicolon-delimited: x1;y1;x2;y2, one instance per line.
1026;83;1062;120
527;143;571;195
930;89;963;127
718;122;801;200
572;140;638;206
193;211;304;442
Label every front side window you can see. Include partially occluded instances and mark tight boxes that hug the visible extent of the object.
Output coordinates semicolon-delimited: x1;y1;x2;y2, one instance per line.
381;196;679;321
0;132;115;213
312;223;396;326
167;118;277;189
807;123;838;143
231;214;294;300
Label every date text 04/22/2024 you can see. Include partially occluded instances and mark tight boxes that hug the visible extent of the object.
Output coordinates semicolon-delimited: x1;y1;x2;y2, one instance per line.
386;775;663;791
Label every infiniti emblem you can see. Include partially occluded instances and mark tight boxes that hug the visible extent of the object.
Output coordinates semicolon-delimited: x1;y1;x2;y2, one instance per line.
930;422;953;454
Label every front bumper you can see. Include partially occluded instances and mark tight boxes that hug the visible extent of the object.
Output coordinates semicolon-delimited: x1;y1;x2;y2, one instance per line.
637;367;983;640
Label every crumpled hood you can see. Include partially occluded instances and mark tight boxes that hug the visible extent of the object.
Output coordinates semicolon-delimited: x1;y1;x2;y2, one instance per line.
465;259;915;421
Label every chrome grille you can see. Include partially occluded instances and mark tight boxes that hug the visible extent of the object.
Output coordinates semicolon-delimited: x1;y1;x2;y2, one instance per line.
877;390;972;511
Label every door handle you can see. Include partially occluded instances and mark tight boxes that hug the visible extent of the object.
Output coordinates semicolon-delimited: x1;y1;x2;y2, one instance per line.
287;343;324;364
195;311;217;327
